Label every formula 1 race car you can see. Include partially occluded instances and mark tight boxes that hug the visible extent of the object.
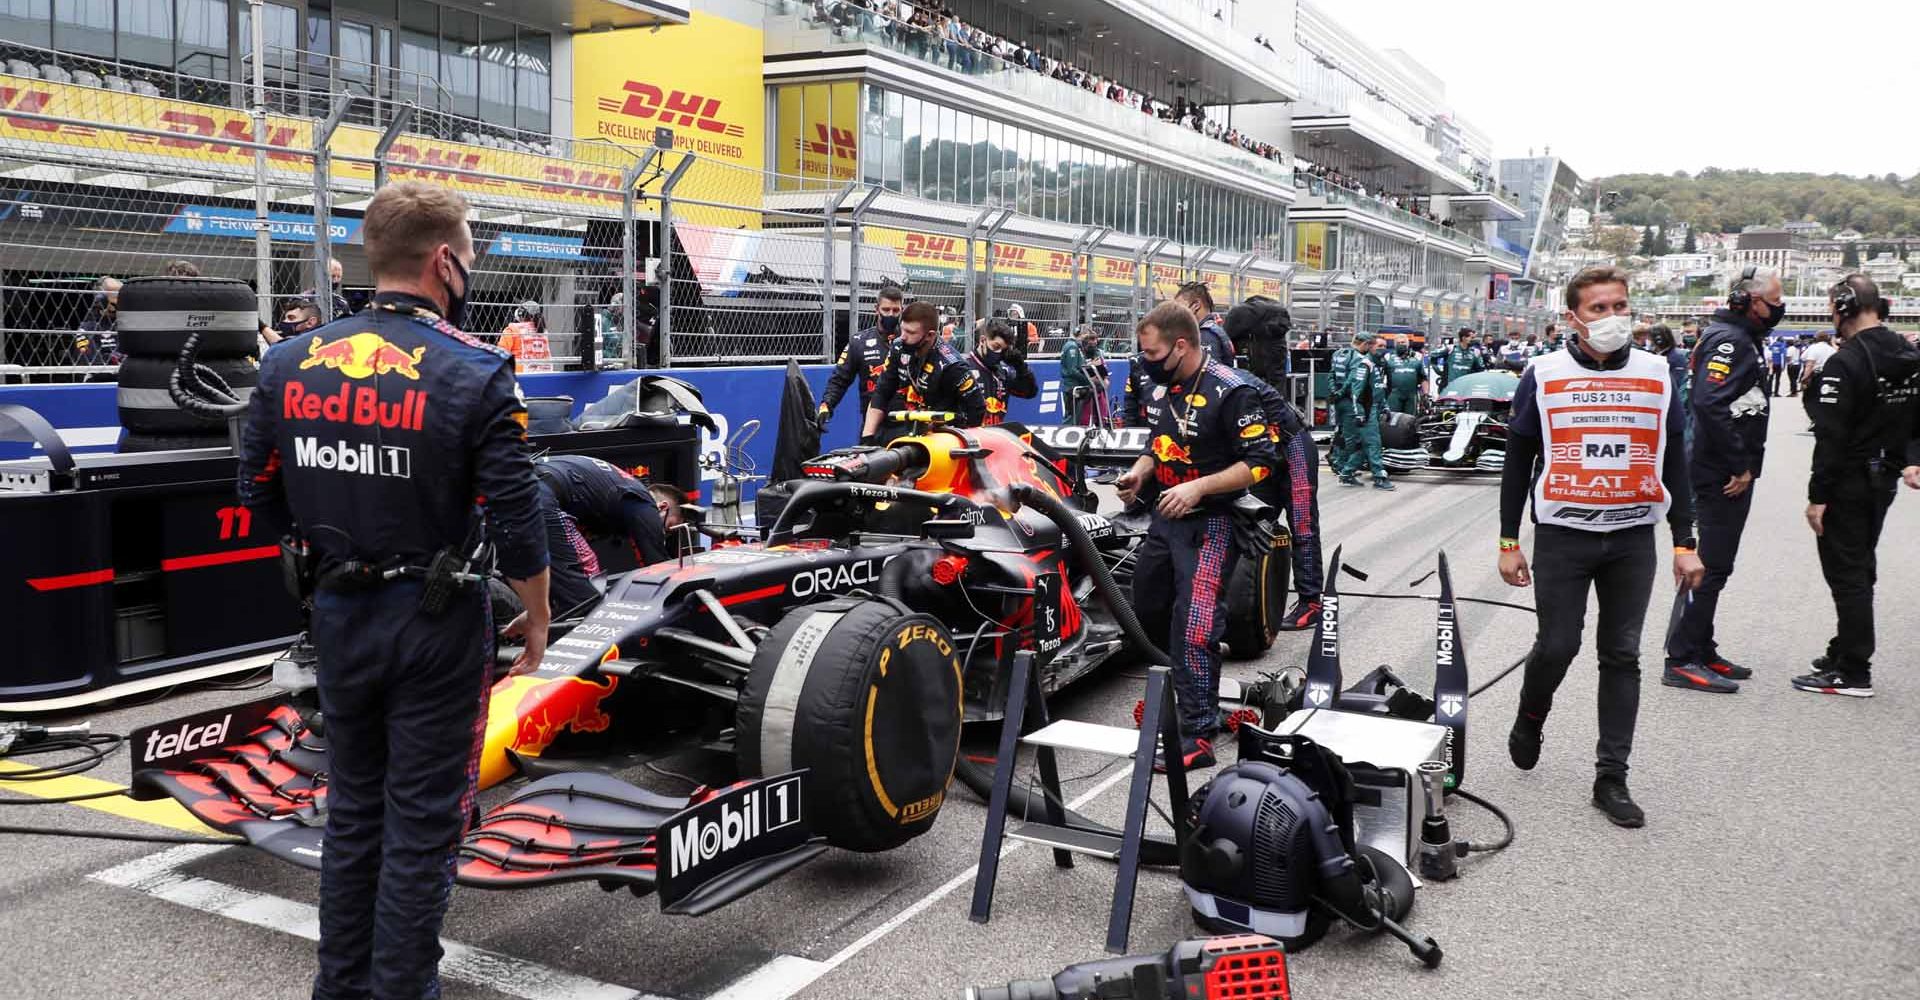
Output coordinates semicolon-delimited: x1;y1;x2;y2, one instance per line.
1381;371;1520;474
134;419;1289;914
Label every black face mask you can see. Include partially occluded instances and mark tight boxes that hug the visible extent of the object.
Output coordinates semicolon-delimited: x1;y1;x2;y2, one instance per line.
441;250;471;328
982;348;1003;367
1762;300;1786;329
878;314;900;334
1140;346;1184;386
276;320;307;339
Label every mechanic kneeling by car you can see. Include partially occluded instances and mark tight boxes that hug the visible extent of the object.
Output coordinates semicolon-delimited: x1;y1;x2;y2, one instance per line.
1116;302;1280;771
238;180;551;1000
532;453;674;617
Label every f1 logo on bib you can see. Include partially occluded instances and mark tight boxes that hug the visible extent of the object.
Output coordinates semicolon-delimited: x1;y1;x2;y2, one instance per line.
1581;434;1632;470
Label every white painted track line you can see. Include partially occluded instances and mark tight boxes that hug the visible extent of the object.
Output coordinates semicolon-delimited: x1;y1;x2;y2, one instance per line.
89;845;667;1000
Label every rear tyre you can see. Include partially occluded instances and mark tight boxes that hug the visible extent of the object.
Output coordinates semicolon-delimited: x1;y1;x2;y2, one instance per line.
736;597;963;852
1379;411;1418;450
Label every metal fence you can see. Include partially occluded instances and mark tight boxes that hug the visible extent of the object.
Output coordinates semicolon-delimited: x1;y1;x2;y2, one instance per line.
0;64;1556;380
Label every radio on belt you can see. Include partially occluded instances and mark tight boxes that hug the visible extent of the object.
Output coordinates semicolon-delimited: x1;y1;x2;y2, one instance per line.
1270;708;1449;866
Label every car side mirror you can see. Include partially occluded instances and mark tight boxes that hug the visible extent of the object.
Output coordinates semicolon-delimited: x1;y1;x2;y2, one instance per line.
922;518;975;541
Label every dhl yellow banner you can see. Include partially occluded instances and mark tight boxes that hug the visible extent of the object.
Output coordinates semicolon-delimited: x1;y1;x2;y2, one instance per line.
1295;222;1328;271
0;72;633;214
573;12;765;210
864;226;1290;305
775;81;858;187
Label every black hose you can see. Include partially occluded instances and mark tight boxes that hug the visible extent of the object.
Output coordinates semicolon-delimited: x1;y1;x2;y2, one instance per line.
1450;787;1515;853
1007;483;1170;667
168;329;250;421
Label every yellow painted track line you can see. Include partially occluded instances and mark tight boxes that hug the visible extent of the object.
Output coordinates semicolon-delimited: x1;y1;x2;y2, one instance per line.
0;760;217;836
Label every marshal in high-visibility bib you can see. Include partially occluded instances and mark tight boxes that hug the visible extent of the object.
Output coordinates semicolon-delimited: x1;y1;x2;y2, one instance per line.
1528;350;1673;529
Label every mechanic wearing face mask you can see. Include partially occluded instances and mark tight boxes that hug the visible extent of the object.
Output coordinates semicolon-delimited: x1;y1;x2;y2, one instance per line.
1116;302;1278;770
238;182;550;1000
1498;265;1703;829
1441;328;1484;388
820;285;906;433
968;318;1038;426
1661;268;1781;693
1324;331;1365;483
1383;333;1428;415
1797;274;1920;698
863;299;988;439
1224;298;1324;631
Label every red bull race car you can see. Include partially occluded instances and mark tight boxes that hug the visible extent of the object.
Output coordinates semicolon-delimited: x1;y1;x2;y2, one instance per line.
133;419;1288;915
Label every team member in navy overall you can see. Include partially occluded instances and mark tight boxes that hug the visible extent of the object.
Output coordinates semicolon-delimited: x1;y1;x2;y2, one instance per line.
1175;281;1236;362
966;319;1038;425
1497;265;1702;829
818;285;904;432
1663;268;1782;693
1223;298;1323;630
238;182;550;1000
863;300;988;438
1117;303;1279;770
533;454;672;616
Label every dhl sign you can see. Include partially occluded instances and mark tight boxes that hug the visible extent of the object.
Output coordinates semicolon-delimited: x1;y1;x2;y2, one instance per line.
4;78;631;210
575;12;765;213
0;74;632;214
775;80;857;186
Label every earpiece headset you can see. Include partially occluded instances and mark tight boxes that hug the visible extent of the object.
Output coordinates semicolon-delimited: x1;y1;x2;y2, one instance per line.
1831;274;1880;321
1727;265;1757;313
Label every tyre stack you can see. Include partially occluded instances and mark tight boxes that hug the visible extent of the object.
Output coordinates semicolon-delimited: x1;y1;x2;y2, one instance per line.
114;277;261;453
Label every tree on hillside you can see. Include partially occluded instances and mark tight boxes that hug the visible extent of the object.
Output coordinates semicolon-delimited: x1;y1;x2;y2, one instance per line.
1639;227;1654;254
1593;225;1642;261
1843;242;1860;269
1683;228;1697;253
1649;226;1672;256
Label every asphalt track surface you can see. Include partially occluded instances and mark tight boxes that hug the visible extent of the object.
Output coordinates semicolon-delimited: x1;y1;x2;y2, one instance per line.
5;411;1917;1000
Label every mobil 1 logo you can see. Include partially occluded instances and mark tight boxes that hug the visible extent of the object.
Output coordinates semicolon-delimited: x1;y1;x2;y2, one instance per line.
658;770;812;910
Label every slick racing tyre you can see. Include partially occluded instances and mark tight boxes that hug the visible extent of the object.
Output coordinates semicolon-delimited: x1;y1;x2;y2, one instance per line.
116;354;258;435
737;597;963;853
1379;411;1419;450
1224;546;1290;660
114;277;261;358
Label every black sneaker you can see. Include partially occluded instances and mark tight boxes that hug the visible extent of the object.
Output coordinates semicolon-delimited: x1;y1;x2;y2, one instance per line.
1662;663;1740;693
1592;777;1645;828
1153;737;1216;774
1790;668;1874;698
1338;473;1362;487
1704;657;1753;680
1508;713;1544;770
1371;477;1396;491
1279;599;1321;632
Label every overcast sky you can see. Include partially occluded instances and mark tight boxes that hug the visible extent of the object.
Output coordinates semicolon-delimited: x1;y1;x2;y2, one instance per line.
1328;0;1920;180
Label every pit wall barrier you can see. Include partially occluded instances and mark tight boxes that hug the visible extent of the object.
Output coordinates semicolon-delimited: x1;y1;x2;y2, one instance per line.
0;359;1133;500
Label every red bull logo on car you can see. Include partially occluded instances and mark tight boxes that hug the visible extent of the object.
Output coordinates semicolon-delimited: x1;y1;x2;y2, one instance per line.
300;333;427;380
477;674;619;788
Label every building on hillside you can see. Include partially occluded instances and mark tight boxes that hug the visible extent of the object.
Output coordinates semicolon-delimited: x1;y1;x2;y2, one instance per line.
1654;252;1716;279
1783;220;1824;237
1729;228;1808;288
1862;253;1906;288
1565;206;1591;239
